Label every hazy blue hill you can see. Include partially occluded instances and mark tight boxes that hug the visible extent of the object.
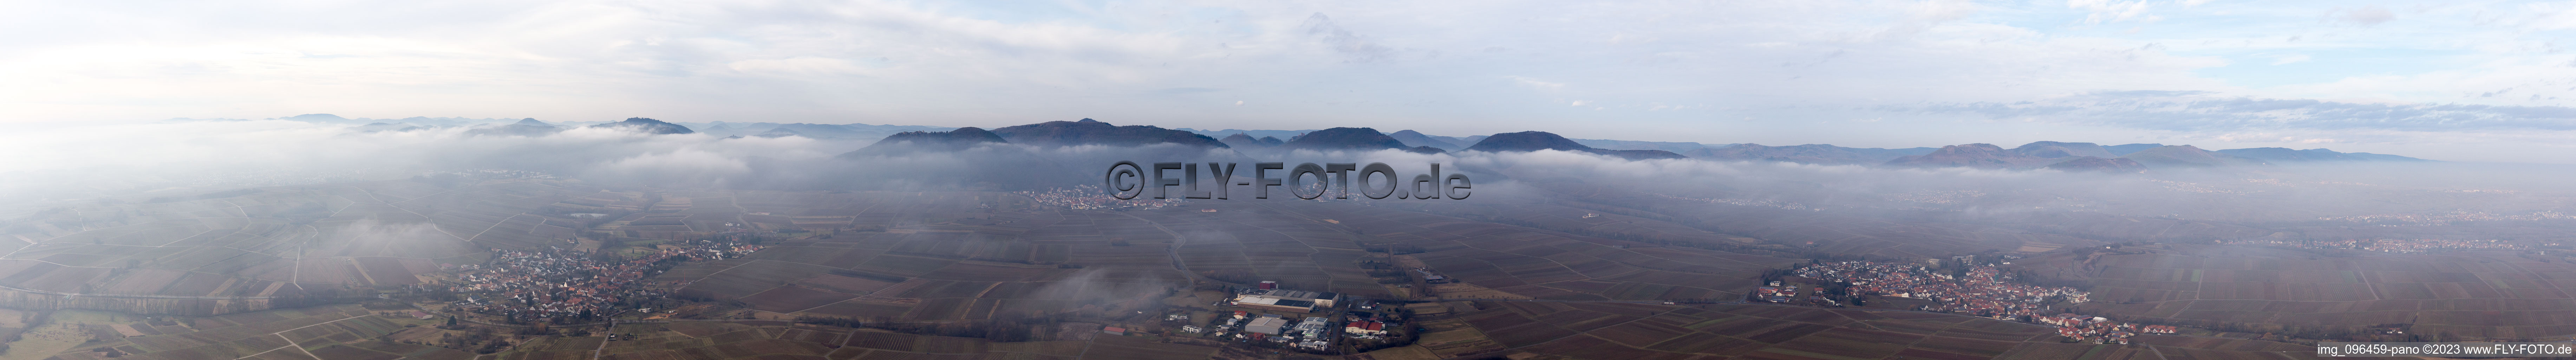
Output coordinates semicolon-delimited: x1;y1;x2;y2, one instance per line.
1570;139;1721;154
2105;143;2167;155
990;118;1227;148
843;127;1009;156
1281;127;1409;151
1686;143;1934;165
1388;129;1462;150
2011;141;2117;159
588;117;695;134
1174;128;1316;141
686;121;952;139
349;122;429;132
755;127;803;138
1587;149;1687;160
1219;133;1274;148
2044;156;2147;173
279;114;363;124
1884;143;2063;169
2215;147;2433;162
2120;145;2269;168
1465;131;1686;160
463;118;561;136
1465;131;1592;152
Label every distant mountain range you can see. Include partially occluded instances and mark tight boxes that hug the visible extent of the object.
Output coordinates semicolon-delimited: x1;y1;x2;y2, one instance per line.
461;118;562;136
990;118;1225;148
1279;127;1417;152
1463;131;1688;160
844;127;1009;156
689;121;954;139
1685;143;1937;165
234;114;2437;170
588;117;694;134
875;121;2434;171
2214;147;2428;162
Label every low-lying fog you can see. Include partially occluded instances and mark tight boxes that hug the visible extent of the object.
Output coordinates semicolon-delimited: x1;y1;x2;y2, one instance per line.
7;120;2573;228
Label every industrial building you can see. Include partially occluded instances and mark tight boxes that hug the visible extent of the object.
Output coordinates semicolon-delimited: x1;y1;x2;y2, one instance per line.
1244;317;1288;335
1232;288;1342;313
1235;295;1318;313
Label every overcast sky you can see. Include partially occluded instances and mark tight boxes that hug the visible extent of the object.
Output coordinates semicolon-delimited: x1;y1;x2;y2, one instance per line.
10;0;2576;162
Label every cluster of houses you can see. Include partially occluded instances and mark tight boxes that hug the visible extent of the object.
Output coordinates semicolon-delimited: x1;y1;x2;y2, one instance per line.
1787;261;2090;318
1775;260;2210;345
443;239;763;321
1200;311;1334;349
1342;320;1388;339
1753;281;1804;303
2035;313;2178;344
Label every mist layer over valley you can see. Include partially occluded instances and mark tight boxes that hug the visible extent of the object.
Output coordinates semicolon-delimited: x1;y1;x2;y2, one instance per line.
3;116;2572;359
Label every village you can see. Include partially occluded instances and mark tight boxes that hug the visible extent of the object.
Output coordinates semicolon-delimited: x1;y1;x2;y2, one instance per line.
435;237;765;323
2033;313;2180;345
1767;259;2192;343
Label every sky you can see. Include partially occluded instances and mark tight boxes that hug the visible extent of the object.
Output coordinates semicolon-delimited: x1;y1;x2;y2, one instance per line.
10;0;2576;162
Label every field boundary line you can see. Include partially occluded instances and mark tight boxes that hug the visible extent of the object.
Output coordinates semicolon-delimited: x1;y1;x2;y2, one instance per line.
227;345;295;360
279;333;324;360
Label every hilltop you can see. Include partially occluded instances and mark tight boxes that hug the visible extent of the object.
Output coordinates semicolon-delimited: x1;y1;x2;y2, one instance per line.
843;127;1010;156
2120;145;2269;168
463;118;562;137
990;118;1227;148
1465;131;1688;160
588;117;696;134
1280;127;1410;151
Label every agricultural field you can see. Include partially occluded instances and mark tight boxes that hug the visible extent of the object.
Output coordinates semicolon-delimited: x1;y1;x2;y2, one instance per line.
0;175;1013;315
17;304;472;360
571;320;1207;360
656;197;1823;322
0;179;604;302
1274;201;1794;302
1384;186;2117;260
1400;301;2313;360
2018;243;2576;339
2;176;2542;359
664;208;1191;321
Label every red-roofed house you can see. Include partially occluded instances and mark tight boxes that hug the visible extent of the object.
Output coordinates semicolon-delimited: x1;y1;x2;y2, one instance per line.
1344;321;1386;335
